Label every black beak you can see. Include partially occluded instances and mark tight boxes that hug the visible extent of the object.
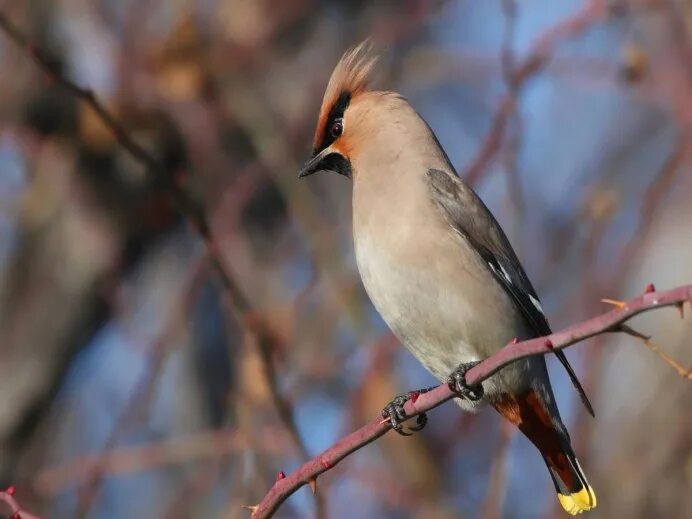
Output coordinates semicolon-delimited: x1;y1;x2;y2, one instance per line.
298;148;352;179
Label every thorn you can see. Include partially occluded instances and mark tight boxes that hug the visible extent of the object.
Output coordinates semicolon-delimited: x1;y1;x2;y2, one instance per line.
409;390;420;403
5;485;15;496
320;458;333;469
645;283;656;294
509;337;519;345
619;324;651;340
676;302;685;319
276;471;286;481
379;417;390;426
601;298;627;309
544;338;554;349
241;505;258;515
308;477;317;494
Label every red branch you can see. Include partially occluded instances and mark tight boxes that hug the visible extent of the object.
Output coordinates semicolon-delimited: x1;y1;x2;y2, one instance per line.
0;486;41;519
251;284;692;518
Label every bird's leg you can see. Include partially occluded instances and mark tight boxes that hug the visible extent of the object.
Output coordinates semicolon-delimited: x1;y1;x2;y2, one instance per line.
447;360;484;401
381;387;435;436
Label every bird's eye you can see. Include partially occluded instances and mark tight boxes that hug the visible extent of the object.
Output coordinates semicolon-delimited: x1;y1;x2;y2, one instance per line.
330;118;344;138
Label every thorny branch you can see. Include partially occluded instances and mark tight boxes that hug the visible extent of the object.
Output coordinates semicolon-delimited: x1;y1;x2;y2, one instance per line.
250;284;692;518
0;8;319;515
0;486;40;519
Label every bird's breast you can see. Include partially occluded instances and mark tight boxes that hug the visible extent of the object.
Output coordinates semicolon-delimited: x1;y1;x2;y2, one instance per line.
352;195;526;388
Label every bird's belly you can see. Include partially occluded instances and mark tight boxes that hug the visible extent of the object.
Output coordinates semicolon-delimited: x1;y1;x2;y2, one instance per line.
354;230;532;404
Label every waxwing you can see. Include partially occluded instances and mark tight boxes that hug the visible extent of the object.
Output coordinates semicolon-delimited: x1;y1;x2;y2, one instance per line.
300;42;596;515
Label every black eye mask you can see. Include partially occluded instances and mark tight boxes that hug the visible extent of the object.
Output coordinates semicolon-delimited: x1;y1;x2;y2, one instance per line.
315;91;351;155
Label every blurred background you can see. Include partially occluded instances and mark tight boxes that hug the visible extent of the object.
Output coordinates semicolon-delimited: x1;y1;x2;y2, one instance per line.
0;0;690;518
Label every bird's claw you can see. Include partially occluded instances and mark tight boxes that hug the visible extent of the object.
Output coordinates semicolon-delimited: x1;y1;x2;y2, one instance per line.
447;360;484;401
409;413;428;431
381;392;429;436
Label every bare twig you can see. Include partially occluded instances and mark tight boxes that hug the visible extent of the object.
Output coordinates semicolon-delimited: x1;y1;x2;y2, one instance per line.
251;284;692;518
620;325;691;379
642;336;692;379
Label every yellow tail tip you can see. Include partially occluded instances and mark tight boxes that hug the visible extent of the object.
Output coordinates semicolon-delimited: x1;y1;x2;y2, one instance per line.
557;487;597;515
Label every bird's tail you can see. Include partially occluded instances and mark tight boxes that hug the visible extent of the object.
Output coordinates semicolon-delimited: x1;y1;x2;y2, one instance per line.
492;389;597;515
543;446;597;515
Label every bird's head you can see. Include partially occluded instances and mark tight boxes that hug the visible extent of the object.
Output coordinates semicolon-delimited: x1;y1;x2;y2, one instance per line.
300;41;446;183
299;41;390;180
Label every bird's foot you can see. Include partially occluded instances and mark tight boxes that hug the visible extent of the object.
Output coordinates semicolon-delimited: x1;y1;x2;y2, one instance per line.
447;361;484;401
381;389;433;436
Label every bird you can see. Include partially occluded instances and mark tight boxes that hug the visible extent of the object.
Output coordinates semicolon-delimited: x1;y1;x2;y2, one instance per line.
298;41;597;516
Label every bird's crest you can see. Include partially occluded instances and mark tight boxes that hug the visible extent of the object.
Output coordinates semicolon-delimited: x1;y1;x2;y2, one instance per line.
313;40;378;152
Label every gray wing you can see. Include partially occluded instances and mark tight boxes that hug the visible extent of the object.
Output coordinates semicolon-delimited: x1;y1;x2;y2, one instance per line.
427;168;594;417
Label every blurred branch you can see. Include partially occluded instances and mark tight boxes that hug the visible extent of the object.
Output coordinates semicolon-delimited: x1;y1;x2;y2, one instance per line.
665;0;692;82
480;420;512;519
499;0;525;216
250;284;692;518
75;255;207;515
0;14;157;172
0;12;240;347
36;427;240;495
617;134;690;266
0;7;314;507
0;486;41;519
463;0;611;184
